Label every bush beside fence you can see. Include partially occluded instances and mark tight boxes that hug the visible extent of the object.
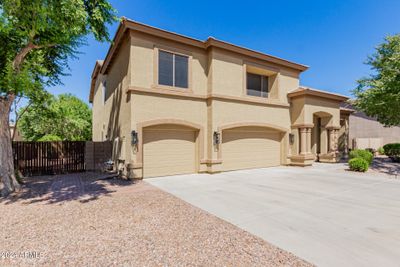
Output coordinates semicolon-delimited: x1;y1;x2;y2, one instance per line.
383;143;400;162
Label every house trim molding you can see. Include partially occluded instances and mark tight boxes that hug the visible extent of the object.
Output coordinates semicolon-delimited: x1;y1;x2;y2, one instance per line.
128;86;290;108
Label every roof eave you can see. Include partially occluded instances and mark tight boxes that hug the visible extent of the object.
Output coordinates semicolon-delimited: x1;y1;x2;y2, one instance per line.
89;61;103;103
340;107;356;114
100;18;309;75
288;87;349;102
205;38;308;72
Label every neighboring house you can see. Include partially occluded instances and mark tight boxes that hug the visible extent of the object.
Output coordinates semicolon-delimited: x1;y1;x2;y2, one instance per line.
89;18;348;179
340;103;400;151
9;124;22;141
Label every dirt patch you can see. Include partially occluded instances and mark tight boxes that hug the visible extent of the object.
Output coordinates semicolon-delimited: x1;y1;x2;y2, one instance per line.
1;173;311;266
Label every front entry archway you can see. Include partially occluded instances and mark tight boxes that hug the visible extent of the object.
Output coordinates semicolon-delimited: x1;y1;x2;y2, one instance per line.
310;111;341;163
311;112;332;161
288;86;349;166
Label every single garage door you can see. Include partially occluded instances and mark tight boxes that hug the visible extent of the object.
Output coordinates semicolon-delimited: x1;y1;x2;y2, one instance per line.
222;128;282;171
143;125;196;178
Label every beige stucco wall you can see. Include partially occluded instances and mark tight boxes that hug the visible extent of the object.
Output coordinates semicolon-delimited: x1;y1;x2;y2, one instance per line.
130;31;208;95
92;35;132;164
209;48;300;103
304;97;340;127
92;73;106;141
290;96;340;127
290;97;306;126
209;48;243;97
349;112;400;147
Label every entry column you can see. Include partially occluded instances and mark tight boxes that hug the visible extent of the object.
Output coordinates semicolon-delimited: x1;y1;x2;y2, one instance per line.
299;126;313;155
299;127;307;155
328;127;339;153
319;126;341;163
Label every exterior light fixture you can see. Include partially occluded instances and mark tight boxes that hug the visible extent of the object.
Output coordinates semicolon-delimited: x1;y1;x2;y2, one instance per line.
131;130;138;145
213;131;221;145
289;133;295;144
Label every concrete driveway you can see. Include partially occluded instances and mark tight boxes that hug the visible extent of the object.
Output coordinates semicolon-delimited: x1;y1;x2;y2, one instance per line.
147;163;400;267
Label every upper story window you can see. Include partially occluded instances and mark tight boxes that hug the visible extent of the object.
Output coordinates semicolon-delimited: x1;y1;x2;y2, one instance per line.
158;50;188;88
246;73;268;98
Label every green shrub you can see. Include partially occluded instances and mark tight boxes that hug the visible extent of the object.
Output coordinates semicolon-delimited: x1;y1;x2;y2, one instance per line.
348;158;369;172
377;147;385;155
349;149;374;165
383;143;400;162
38;134;62;141
366;148;376;155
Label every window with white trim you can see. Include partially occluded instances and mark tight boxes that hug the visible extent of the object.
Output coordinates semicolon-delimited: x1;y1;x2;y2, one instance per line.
158;50;188;88
246;73;268;98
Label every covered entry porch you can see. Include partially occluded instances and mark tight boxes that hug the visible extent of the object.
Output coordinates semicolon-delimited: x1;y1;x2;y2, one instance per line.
288;87;348;166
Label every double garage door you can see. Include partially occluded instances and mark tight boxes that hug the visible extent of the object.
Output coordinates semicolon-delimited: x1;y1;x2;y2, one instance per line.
143;125;282;178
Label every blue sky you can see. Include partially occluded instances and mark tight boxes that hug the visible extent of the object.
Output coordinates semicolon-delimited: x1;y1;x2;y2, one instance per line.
50;0;400;103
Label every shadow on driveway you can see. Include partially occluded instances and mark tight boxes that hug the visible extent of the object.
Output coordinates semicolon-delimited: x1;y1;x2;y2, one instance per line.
1;172;133;205
370;157;400;177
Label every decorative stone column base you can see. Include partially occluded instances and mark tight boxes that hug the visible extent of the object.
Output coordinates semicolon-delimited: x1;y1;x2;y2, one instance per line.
200;159;222;173
318;152;340;163
289;154;315;166
126;162;143;179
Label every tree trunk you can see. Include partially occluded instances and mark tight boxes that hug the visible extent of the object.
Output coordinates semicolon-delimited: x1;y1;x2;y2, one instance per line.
0;94;20;197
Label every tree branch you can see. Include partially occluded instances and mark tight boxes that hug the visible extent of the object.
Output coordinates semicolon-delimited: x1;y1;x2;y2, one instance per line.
12;100;32;141
12;42;57;71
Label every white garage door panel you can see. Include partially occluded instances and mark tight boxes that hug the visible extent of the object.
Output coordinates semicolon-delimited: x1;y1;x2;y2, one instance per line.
222;130;281;171
144;129;196;178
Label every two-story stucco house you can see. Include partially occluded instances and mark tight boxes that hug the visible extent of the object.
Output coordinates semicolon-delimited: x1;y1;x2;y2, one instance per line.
89;18;348;179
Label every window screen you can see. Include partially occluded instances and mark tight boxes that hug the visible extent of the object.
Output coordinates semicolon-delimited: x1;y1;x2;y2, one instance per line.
158;51;174;87
174;54;188;88
246;73;268;97
158;50;188;88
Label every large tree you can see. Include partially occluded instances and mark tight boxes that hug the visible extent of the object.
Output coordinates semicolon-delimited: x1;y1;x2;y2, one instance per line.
353;34;400;126
0;0;116;196
19;94;92;141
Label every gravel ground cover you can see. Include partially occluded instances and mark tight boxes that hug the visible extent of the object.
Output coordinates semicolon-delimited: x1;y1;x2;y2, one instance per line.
1;172;311;266
369;156;400;177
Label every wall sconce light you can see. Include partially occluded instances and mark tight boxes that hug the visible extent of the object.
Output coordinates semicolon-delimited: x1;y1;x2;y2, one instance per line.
131;130;138;145
213;131;221;145
289;133;295;145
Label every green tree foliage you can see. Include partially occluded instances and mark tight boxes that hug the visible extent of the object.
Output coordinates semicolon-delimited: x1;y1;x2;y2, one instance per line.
19;94;92;141
0;0;116;97
0;0;116;196
353;35;400;126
